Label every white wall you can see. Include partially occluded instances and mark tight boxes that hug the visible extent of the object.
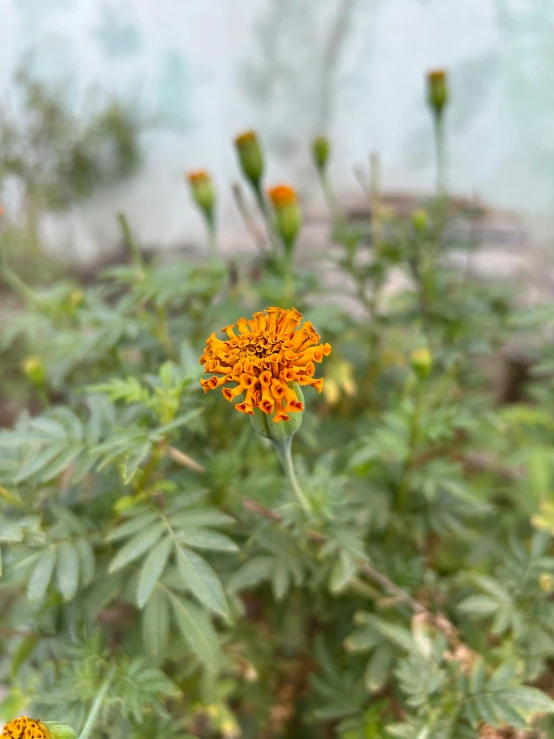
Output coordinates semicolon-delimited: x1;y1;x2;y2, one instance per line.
1;0;553;259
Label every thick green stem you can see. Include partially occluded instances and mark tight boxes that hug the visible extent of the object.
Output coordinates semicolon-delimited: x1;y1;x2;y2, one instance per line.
272;436;311;515
77;667;116;739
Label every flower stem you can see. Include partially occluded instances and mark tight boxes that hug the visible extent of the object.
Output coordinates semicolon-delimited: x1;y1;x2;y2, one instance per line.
434;113;446;199
272;436;311;515
77;667;115;739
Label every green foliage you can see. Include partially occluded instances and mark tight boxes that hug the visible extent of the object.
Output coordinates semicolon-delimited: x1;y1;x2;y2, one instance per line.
2;135;554;739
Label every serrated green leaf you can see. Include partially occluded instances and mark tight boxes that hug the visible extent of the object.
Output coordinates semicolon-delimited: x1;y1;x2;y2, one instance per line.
169;594;220;671
176;529;239;553
228;556;273;591
123;441;152;483
106;510;160;542
109;523;165;573
28;547;57;603
176;546;228;617
458;595;499;615
143;591;169;662
55;541;80;600
75;538;95;586
137;536;172;608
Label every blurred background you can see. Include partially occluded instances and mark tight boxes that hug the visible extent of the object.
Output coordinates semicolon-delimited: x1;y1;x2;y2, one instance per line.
1;0;553;264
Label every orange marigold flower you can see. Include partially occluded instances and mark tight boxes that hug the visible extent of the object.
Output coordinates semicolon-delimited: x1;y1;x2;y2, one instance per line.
187;170;210;185
1;716;49;739
199;307;331;423
267;185;297;209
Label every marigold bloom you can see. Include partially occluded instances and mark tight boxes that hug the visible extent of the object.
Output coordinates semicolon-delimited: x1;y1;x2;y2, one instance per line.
199;307;331;423
1;717;49;739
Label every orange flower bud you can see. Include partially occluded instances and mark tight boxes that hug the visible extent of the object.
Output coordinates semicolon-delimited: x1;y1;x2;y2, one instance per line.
234;130;264;186
426;68;448;117
266;185;301;252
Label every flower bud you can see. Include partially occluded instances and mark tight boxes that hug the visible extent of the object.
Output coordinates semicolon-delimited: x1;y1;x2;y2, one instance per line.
249;383;304;442
410;348;433;379
22;356;46;386
187;170;216;223
1;717;77;739
540;573;554;593
267;185;301;253
312;135;330;174
234;130;264;187
412;209;429;232
426;69;448;118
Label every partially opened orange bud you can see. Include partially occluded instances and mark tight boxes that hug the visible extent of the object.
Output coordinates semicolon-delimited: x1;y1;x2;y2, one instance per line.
267;185;301;253
426;69;449;117
186;170;216;222
234;130;264;187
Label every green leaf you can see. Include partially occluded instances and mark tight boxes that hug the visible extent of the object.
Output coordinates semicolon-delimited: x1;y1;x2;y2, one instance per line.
365;644;393;693
169;594;220;671
457;595;500;615
176;546;228;618
123;441;152;483
228;556;273;591
55;541;80;600
109;523;165;573
143;591;169;662
137;536;172;608
27;547;57;603
75;538;95;586
106;510;160;542
11;635;39;678
176;529;239;553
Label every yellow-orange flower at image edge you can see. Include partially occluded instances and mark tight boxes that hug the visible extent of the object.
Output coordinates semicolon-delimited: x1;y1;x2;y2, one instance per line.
199;307;331;423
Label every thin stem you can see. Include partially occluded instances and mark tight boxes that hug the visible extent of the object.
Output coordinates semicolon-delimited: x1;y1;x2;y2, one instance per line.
271;436;312;515
77;667;116;739
206;215;218;258
117;213;144;266
232;182;267;254
396;380;424;512
253;182;279;252
370;152;382;250
434;113;446;199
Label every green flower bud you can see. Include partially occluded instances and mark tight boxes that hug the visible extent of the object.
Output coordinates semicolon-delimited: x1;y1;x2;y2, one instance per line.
426;69;449;118
410;348;433;379
234;130;264;187
412;209;429;232
22;356;46;386
312;135;330;174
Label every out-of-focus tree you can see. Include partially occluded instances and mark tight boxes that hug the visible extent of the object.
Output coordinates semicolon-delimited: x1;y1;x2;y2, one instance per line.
0;68;142;254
